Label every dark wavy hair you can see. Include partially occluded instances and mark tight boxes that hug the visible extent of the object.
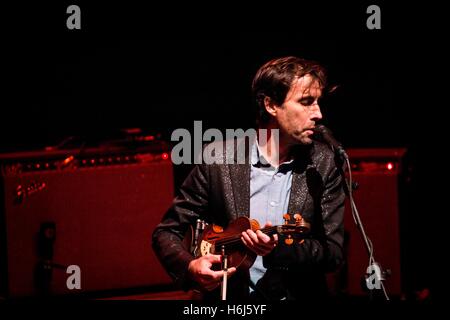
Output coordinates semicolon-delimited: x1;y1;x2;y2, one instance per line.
252;56;327;125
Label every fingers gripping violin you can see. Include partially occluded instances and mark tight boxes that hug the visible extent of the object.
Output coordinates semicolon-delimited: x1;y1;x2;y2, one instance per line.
185;213;311;271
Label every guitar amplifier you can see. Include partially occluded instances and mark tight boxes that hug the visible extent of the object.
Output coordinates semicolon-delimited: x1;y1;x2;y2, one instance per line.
338;148;408;297
0;145;174;297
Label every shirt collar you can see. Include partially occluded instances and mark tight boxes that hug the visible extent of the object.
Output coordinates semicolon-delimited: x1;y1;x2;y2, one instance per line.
251;139;294;168
250;139;267;166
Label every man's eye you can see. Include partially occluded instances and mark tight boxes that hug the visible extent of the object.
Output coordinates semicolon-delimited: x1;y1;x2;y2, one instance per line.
300;98;314;106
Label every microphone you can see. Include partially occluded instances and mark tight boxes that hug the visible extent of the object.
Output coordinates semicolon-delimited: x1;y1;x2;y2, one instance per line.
313;125;348;160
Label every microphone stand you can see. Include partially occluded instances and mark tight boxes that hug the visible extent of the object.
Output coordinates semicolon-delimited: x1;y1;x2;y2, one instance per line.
338;151;390;301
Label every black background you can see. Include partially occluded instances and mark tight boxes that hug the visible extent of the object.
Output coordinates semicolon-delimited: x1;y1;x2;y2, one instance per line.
2;1;447;301
3;1;431;150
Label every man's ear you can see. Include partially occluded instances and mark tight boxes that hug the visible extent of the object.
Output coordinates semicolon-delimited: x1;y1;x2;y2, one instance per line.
263;96;278;117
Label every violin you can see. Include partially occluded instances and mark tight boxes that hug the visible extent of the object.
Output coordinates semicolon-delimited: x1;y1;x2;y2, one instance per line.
185;213;311;271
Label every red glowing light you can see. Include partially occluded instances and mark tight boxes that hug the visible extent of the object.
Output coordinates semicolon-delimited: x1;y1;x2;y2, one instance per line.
162;153;169;160
143;135;155;141
386;162;394;170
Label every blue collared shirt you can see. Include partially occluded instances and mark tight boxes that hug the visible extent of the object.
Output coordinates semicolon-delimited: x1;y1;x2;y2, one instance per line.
249;140;294;288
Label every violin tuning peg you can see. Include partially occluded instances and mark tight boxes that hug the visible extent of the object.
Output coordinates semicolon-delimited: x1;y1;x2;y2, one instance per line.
293;214;303;221
284;235;294;245
283;213;290;224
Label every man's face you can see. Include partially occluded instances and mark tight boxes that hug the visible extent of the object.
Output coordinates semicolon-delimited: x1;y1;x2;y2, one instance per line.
273;74;323;145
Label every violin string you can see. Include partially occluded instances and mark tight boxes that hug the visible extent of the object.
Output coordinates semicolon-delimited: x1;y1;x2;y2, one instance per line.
214;226;278;247
213;226;306;247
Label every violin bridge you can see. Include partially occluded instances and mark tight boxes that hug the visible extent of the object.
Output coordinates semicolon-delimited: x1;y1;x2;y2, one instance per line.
200;240;214;256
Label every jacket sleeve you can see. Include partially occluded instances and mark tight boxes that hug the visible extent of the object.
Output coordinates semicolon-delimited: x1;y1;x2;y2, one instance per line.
151;164;210;288
264;163;345;273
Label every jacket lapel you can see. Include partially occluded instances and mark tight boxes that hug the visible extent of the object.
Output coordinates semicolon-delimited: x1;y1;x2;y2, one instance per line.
228;136;253;218
229;164;250;218
287;169;308;216
287;146;313;218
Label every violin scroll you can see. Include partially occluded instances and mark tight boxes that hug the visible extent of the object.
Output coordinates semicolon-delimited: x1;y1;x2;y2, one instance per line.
282;213;311;245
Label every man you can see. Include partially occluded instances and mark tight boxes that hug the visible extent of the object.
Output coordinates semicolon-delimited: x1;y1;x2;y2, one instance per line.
152;56;345;300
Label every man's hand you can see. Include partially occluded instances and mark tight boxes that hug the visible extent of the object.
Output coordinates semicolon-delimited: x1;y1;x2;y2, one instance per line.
187;254;237;291
241;221;278;256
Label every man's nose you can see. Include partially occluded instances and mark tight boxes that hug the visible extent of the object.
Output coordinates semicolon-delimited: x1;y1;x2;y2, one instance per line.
310;105;322;121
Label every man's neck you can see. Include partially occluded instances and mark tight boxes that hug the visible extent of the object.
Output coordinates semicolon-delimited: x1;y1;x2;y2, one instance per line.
257;125;292;167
